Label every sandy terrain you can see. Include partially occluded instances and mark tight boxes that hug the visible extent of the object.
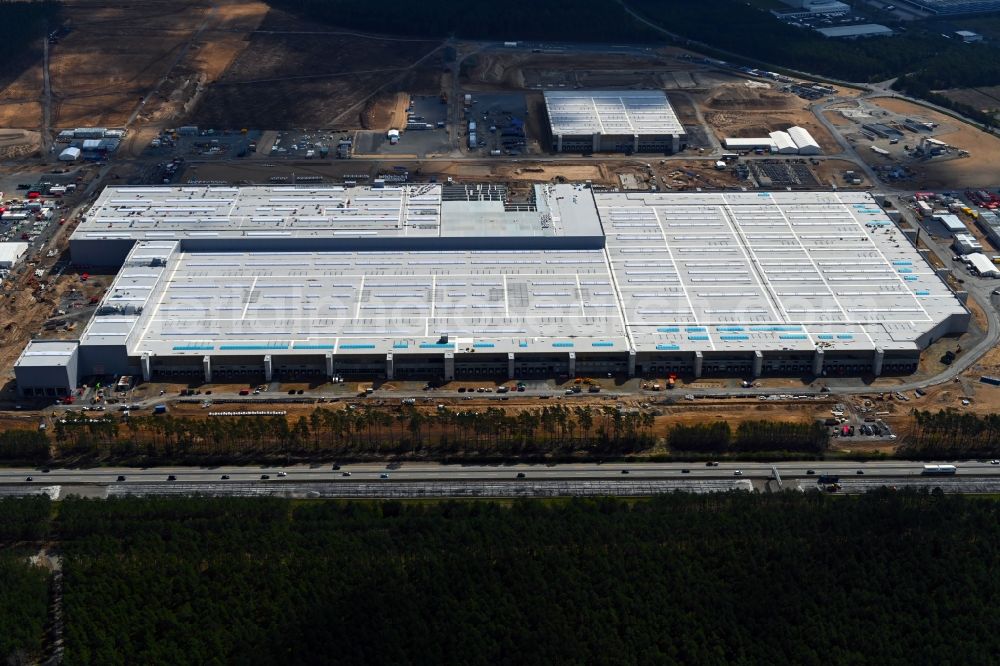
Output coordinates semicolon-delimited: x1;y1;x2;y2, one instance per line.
870;97;1000;189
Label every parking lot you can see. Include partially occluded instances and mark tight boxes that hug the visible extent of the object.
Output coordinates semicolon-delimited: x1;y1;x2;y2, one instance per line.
464;92;529;156
143;129;262;160
355;96;451;157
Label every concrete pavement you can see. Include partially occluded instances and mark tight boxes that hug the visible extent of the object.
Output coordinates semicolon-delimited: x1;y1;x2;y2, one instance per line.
3;460;999;485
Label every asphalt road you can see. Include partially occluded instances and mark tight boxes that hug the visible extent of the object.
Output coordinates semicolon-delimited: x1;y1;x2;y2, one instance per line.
2;460;998;485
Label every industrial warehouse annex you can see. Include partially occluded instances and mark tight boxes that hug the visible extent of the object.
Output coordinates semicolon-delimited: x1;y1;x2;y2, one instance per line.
13;183;969;397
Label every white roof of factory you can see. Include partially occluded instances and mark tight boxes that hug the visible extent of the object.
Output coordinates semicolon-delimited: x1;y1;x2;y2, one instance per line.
105;244;629;357
0;242;29;266
15;340;79;368
74;189;967;358
544;90;683;137
72;184;603;244
817;23;893;38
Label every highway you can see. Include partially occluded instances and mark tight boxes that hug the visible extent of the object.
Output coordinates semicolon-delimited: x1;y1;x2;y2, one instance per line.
2;460;999;485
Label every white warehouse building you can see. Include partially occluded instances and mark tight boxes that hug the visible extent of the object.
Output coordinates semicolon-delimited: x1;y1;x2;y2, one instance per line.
544;90;686;154
13;184;969;397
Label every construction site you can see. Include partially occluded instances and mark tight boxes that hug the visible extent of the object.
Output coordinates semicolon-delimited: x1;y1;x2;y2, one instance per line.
1;0;1000;456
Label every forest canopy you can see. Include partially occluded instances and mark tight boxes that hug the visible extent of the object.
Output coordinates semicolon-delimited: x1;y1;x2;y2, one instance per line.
1;492;995;665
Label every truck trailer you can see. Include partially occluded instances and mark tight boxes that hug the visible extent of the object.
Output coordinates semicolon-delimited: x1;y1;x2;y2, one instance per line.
921;464;957;475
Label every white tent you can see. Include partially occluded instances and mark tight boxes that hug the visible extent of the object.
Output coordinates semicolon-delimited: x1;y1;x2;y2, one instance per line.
59;146;81;161
788;126;821;155
769;131;798;154
0;242;29;268
966;252;1000;278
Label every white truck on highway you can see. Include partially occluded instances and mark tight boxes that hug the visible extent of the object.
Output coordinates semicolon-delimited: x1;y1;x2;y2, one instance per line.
921;464;957;475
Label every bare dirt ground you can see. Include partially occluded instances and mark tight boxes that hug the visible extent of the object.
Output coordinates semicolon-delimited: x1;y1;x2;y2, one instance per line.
184;157;746;190
462;50;721;92
141;393;830;447
190;9;442;129
0;129;40;159
869;97;1000;189
0;0;268;133
811;158;870;188
362;93;410;131
936;86;1000;119
822;109;852;127
702;83;799;111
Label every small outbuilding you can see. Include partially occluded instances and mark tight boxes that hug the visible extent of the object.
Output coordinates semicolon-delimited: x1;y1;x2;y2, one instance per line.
966;252;1000;278
59;146;81;161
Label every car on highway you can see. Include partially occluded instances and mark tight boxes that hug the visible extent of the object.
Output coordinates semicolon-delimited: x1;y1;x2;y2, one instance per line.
341;471;352;477
992;460;1000;465
681;469;690;474
116;475;126;482
856;470;865;475
516;472;526;479
221;475;230;480
733;470;743;476
706;461;719;467
277;472;287;477
379;473;390;479
25;476;33;482
806;469;815;475
167;475;176;481
620;469;630;474
260;474;270;480
41;468;50;473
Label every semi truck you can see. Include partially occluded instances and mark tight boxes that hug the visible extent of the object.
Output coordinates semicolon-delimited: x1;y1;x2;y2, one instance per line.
921;464;957;475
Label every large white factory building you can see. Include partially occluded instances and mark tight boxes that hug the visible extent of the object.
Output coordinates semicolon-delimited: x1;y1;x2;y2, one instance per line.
14;183;969;397
544;90;687;154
